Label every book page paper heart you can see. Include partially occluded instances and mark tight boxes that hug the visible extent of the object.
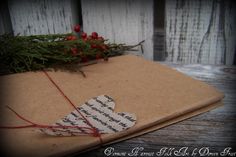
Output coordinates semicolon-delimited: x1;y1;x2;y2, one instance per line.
40;95;137;136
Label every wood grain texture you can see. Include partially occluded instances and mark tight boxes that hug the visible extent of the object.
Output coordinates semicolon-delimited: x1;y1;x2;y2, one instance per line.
0;0;12;35
78;63;236;157
7;0;78;35
81;0;154;60
165;0;236;65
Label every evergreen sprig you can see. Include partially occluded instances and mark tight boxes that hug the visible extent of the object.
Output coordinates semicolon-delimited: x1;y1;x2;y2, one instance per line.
0;33;143;74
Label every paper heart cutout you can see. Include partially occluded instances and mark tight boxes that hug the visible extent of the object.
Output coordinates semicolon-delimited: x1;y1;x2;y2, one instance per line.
40;95;137;136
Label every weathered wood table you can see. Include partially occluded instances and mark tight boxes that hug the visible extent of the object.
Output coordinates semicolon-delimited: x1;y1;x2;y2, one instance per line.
78;63;236;157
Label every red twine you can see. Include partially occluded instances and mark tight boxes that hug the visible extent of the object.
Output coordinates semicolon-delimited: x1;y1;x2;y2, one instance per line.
0;70;103;143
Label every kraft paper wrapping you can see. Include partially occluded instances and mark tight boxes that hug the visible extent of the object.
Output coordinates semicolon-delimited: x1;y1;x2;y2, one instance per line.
0;55;224;157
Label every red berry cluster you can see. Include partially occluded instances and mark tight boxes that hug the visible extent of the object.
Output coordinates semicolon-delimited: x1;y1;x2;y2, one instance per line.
65;24;109;62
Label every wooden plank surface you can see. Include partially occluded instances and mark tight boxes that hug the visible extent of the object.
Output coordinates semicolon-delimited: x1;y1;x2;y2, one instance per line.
7;0;78;35
165;0;236;65
78;63;236;157
81;0;154;60
0;0;12;35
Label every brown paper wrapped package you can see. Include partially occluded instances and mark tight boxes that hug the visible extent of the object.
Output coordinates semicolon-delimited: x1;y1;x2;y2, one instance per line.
0;55;224;157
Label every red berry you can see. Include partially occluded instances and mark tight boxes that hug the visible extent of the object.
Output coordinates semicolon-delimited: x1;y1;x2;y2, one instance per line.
73;25;81;32
66;35;77;40
91;44;97;49
71;48;78;56
81;32;87;39
91;32;98;39
71;36;77;40
66;36;72;40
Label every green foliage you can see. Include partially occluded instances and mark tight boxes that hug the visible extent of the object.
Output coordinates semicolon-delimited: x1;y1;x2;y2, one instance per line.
0;34;119;73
